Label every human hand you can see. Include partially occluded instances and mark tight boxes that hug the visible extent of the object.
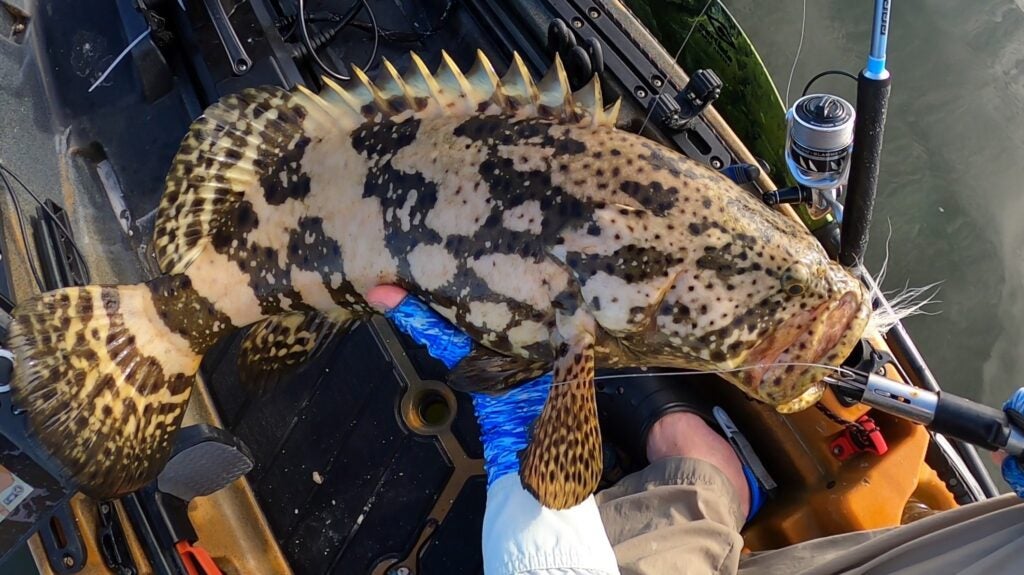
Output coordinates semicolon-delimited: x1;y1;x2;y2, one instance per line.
366;286;552;487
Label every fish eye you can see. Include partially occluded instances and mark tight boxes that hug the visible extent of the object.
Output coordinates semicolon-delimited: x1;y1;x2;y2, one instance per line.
781;264;809;296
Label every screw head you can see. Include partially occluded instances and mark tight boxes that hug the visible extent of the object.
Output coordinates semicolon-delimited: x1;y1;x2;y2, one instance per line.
63;555;75;568
635;87;648;98
652;77;663;87
587;8;601;18
571;17;584;28
711;158;723;169
832;446;843;456
396;568;410;575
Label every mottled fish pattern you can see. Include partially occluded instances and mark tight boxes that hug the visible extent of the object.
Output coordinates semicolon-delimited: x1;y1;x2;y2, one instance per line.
10;51;870;507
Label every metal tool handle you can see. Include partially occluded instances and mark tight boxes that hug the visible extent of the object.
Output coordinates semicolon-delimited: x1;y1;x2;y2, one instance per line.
201;0;252;75
833;372;1024;457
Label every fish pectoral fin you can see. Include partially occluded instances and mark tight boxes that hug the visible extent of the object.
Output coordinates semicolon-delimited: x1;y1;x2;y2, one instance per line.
447;347;547;393
238;309;356;394
519;331;602;509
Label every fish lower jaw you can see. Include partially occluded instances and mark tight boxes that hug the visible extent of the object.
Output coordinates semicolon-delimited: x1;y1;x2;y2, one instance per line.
739;292;864;409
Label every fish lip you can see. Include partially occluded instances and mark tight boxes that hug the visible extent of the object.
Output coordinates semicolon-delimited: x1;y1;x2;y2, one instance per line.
741;291;867;403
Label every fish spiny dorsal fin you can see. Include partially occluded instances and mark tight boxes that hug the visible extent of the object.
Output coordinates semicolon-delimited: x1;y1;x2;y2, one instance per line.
320;75;374;119
573;74;605;126
536;54;577;122
299;51;617;128
466;49;504;111
603;98;622;126
351;65;394;115
434;51;478;115
403;52;445;114
375;58;415;113
295;84;360;131
499;52;540;113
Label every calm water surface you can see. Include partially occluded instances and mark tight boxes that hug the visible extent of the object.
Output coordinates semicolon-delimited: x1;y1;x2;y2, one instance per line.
720;0;1024;410
716;0;1024;486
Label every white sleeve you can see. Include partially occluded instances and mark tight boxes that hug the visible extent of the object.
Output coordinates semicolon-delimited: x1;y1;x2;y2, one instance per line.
481;474;621;575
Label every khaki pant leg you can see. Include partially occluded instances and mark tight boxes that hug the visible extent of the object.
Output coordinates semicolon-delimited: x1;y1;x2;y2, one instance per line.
598;456;1024;575
596;457;746;575
739;493;1024;575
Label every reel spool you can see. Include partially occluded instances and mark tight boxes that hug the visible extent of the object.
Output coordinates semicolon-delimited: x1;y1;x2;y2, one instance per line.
785;94;856;217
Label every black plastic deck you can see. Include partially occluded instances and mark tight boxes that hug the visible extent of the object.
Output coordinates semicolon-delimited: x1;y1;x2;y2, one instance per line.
203;323;486;574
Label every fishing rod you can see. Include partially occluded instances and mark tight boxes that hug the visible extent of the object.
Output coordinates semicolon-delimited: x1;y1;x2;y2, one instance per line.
839;0;891;267
775;0;891;267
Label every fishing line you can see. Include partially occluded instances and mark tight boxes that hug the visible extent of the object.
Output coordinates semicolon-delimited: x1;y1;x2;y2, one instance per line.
546;361;866;389
0;169;46;290
0;163;91;285
637;0;715;135
87;28;152;93
784;0;807;107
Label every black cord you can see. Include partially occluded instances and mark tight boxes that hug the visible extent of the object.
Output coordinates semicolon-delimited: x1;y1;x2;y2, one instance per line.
0;163;91;286
298;0;379;81
802;69;858;97
346;0;457;44
0;169;46;290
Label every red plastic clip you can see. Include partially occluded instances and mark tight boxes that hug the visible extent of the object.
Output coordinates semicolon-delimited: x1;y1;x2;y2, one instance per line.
176;540;223;575
830;415;888;461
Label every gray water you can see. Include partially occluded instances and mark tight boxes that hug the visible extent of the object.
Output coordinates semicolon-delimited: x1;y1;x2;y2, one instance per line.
721;0;1024;415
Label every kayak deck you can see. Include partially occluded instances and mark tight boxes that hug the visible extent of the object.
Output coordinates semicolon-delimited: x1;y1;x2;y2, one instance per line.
3;0;964;573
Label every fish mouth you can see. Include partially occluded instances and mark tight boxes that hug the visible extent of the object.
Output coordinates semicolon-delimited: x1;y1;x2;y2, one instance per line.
741;290;869;410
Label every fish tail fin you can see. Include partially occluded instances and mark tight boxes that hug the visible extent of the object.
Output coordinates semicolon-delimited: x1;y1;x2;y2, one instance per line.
10;278;205;498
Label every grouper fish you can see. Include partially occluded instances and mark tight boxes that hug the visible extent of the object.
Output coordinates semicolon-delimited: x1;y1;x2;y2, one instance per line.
10;51;871;509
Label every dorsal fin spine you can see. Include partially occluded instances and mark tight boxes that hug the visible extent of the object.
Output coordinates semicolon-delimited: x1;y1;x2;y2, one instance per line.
499;52;539;111
351;65;394;114
466;50;504;109
537;54;576;120
375;58;416;112
295;84;359;130
320;75;370;118
309;50;619;127
436;50;479;113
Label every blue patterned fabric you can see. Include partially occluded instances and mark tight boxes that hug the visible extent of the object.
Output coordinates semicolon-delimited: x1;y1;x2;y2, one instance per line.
473;376;552;487
1002;388;1024;497
385;296;473;369
385;297;548;485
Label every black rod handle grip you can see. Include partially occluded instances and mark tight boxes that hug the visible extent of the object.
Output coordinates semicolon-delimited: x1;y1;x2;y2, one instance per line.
931;392;1011;452
840;72;892;267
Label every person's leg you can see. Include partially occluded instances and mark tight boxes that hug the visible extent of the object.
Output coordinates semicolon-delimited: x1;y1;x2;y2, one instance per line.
600;410;1024;575
597;411;749;575
738;494;1024;575
646;412;750;517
